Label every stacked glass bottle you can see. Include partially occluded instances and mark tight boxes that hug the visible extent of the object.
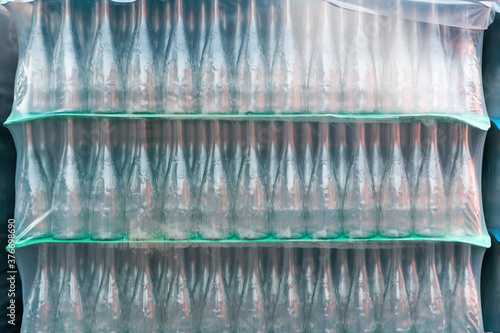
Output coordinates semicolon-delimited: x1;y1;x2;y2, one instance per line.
3;0;493;332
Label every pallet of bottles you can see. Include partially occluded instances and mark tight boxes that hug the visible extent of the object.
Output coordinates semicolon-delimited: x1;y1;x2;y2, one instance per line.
3;0;489;127
8;117;490;247
17;242;485;332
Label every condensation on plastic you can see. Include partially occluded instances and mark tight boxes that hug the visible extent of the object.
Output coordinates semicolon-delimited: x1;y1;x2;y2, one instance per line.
481;122;500;241
481;234;500;332
1;0;492;130
7;117;491;249
15;242;486;332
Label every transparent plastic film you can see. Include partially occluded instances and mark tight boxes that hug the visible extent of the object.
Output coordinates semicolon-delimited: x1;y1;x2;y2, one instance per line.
1;0;491;129
8;117;491;248
15;242;486;333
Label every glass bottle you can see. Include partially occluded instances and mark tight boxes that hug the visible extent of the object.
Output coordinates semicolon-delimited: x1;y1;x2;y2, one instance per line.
271;0;305;113
21;244;55;333
450;245;483;332
16;122;51;239
89;0;123;113
415;3;448;112
343;123;377;238
162;121;194;240
379;123;412;237
228;122;244;195
300;248;316;316
447;123;481;236
236;0;270;114
381;0;413;113
343;9;376;113
439;242;456;322
14;0;51;115
443;122;459;188
236;247;267;333
264;246;281;323
55;244;90;332
272;247;304;332
89;119;125;240
191;121;209;193
406;122;423;203
199;247;232;333
199;121;232;239
92;246;125;332
156;247;174;311
235;121;269;239
332;123;348;193
345;249;376;333
307;0;341;113
129;249;161;332
122;250;139;313
164;247;195;332
334;248;350;320
368;124;383;202
259;0;279;74
157;0;173;66
156;121;172;190
52;0;87;112
52;120;87;239
200;0;231;114
380;247;412;332
403;246;419;314
87;245;105;320
164;0;197;114
414;244;447;332
300;123;314;192
271;121;306;239
126;0;160;113
307;122;342;238
414;122;446;236
367;248;385;325
308;248;342;333
126;120;161;240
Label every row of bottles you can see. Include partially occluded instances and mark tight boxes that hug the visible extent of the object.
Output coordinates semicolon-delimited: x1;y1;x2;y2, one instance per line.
13;0;484;116
14;118;484;241
21;243;483;332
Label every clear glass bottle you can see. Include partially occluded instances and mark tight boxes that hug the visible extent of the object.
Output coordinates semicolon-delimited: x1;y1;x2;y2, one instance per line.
199;121;232;239
89;119;125;240
334;248;350;321
129;249;161;332
87;245;105;320
343;123;377;238
258;0;279;74
447;123;481;236
126;120;161;240
272;247;304;332
236;0;270;114
157;0;173;66
164;247;195;332
14;0;52;115
264;246;281;323
200;0;231;114
92;246;125;332
156;120;172;190
55;244;90;332
89;0;123;113
367;248;385;324
234;121;269;239
52;0;87;112
368;124;384;202
271;0;305;113
52;120;87;239
332;123;348;193
379;123;412;237
450;245;483;332
21;244;55;333
307;0;341;113
163;0;198;114
307;122;342;238
16;122;51;239
403;246;419;315
236;247;267;333
299;123;314;192
343;10;376;113
414;244;447;332
345;249;376;333
199;247;232;333
414;122;446;236
300;248;316;317
308;248;342;333
380;247;412;332
271;121;306;239
406;122;423;204
439;242;456;323
162;121;195;240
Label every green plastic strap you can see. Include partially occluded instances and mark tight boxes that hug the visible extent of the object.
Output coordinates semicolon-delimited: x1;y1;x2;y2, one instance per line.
6;234;492;250
3;112;492;131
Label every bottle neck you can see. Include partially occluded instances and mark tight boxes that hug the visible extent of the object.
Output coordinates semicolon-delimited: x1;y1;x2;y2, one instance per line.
138;0;148;23
353;248;366;273
62;0;72;20
100;120;113;151
318;122;329;147
172;121;184;149
283;122;295;149
175;0;184;21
